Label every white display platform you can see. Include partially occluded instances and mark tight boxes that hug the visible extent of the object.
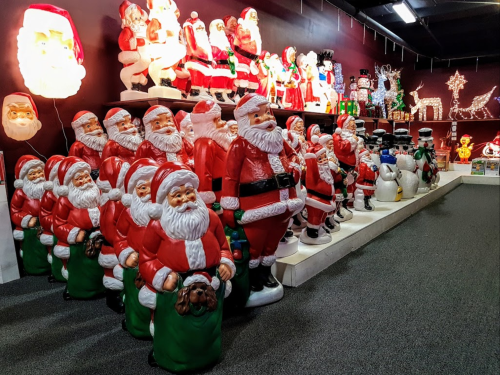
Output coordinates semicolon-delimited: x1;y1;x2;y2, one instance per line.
275;170;500;287
0;186;19;284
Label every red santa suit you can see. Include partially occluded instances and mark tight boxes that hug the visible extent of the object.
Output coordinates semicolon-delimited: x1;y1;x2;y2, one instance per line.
356;149;378;197
191;100;232;210
183;12;213;98
137;163;235;309
135;105;192;166
173;56;191;95
118;1;150;91
282;47;304;111
233;8;262;92
256;51;270;97
221;94;302;267
101;108;142;164
306;124;321;148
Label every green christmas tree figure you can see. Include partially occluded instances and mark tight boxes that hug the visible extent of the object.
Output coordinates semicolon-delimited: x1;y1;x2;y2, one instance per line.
391;78;406;111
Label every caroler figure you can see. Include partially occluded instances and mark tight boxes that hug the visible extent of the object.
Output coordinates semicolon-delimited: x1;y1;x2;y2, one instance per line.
118;0;150;100
53;157;105;300
40;155;67;282
10;155;50;275
375;134;403;202
353;144;378;211
115;158;159;339
102;108;143;164
138;162;235;372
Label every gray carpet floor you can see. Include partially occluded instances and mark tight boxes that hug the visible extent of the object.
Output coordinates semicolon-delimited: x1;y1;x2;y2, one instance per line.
0;184;499;375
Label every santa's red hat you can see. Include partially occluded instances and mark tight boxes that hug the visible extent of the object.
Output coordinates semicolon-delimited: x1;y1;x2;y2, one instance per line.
191;100;221;126
96;157;130;201
358;147;370;158
183;271;221;291
14;155;45;189
493;131;500;147
121;158;159;207
286;115;302;131
282;46;296;67
119;1;147;24
259;50;269;61
43;155;65;192
148;162;199;219
305;144;326;159
227;120;237;127
71;111;98;130
103;108;131;129
234;93;269;121
2;92;38;119
175;110;192;130
318;133;333;146
335;113;355;134
56;156;90;197
23;4;84;64
183;11;204;29
143;105;177;129
239;7;256;23
306;124;321;144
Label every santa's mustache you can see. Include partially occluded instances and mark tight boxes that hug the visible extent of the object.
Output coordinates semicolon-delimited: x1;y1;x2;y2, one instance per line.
86;129;104;137
76;182;94;190
174;201;198;213
154;126;177;134
31;177;45;184
120;127;138;135
139;194;151;203
250;120;278;131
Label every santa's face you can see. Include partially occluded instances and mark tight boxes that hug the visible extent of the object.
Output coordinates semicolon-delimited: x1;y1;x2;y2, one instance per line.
215;22;224;32
73;170;92;188
116;115;138;135
151;113;175;133
183;124;194;140
229;124;238;135
126;7;147;32
135;180;151;198
326;139;334;151
225;17;237;35
313;128;321;137
292;120;304;135
147;113;183;152
27;166;45;181
248;11;259;25
68;172;100;209
248;104;275;129
2;103;42;141
22;167;46;199
346;119;356;133
289;50;296;63
317;153;328;165
213;116;226;129
83;117;104;136
130;185;152;227
167;184;196;208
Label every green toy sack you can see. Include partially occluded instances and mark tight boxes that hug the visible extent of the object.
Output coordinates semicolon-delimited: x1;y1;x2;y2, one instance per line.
22;227;50;275
123;267;151;339
50;236;66;282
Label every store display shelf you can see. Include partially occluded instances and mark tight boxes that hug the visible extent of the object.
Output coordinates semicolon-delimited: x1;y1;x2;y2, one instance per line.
275;171;500;287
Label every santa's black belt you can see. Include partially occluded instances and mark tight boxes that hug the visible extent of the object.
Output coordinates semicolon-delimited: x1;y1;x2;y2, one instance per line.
212;178;222;192
363;179;375;184
234;45;259;62
191;56;212;65
216;59;229;65
239;172;294;197
177;63;185;68
338;160;355;172
307;189;333;202
178;266;217;283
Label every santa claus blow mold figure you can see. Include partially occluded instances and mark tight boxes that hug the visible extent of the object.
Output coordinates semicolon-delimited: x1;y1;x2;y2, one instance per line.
102;108;143;164
221;93;302;307
118;1;150;100
227;120;238;141
2;92;42;141
136;105;192;166
69;111;108;179
115;158;159;339
138;162;235;372
10;155;50;275
353;145;378;211
53;157;105;300
174;110;195;146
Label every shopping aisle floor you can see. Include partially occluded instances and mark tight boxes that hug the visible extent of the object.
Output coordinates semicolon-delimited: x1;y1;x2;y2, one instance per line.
1;184;498;375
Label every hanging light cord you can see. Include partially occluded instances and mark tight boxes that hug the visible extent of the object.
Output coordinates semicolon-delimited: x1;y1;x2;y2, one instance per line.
54;99;69;153
24;141;47;161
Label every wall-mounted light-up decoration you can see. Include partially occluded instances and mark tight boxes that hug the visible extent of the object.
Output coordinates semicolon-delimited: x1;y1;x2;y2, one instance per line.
409;82;443;121
2;92;42;141
446;70;467;119
17;4;86;99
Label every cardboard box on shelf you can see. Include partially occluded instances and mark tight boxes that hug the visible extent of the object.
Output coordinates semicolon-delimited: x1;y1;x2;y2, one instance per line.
471;158;485;175
485;159;500;176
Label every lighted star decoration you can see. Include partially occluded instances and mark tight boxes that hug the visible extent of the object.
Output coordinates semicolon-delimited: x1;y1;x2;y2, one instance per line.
446;70;467;100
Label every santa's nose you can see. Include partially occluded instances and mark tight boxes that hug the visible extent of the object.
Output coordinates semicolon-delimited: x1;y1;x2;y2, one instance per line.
197;290;203;296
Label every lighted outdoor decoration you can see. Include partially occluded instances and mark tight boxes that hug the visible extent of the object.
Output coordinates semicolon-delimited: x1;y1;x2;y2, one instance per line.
384;66;403;116
482;131;500;158
446;70;467;119
2;92;42;141
455;134;474;164
409;82;443;121
372;64;388;118
17;4;86;99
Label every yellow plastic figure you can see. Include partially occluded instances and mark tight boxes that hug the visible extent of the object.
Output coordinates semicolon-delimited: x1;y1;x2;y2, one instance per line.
456;134;474;164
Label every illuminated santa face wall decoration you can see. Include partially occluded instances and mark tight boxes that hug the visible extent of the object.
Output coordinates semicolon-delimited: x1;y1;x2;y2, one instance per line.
17;4;86;99
2;92;42;141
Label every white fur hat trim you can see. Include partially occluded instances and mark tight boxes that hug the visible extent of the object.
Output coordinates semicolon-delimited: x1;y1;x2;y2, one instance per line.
71;112;97;129
319;134;332;145
103;110;130;129
191;104;221;125
234;95;268;120
143;106;171;125
156;170;199;205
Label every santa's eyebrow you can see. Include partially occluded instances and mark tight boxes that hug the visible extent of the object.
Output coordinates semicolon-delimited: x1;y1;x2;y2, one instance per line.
170;186;181;193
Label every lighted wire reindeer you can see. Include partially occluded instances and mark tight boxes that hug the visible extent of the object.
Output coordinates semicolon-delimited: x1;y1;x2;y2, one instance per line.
372;64;388;118
409;82;443;121
384;66;403;116
449;86;496;120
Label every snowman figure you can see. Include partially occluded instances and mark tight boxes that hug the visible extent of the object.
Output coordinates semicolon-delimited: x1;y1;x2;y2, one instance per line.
371;129;386;168
414;128;439;194
375;134;403;202
396;135;419;199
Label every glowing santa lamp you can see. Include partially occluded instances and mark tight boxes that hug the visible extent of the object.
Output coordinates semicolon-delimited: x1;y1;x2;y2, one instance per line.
17;4;86;99
2;92;42;141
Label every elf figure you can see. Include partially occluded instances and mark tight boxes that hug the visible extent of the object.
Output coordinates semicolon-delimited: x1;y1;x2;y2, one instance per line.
414;128;438;194
11;155;50;275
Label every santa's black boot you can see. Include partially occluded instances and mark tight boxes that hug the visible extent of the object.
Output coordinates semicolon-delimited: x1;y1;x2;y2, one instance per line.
306;227;319;239
63;286;71;300
249;266;264;292
236;87;246;99
160;78;174;88
131;83;142;91
260;265;279;288
148;349;158;367
121;319;128;332
106;290;125;314
214;92;225;102
364;196;373;211
47;274;56;283
189;88;200;98
324;217;335;231
343;199;352;213
247;88;256;94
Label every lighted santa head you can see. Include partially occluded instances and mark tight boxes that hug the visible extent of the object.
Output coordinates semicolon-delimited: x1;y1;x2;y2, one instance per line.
143;105;182;153
56;156;100;209
306;124;321;145
119;0;148;32
238;8;261;53
14;155;45;200
71;111;108;152
223;15;237;35
234;93;282;154
96;156;130;204
2;92;42;141
147;0;180;21
17;4;86;99
103;108;142;151
42;154;65;195
209;19;230;49
191;100;232;150
149;162;210;241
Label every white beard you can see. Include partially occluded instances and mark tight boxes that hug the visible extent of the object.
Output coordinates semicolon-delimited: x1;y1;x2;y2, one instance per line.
319;163;334;186
22;177;45;200
146;127;183;153
51;178;60;198
111;127;143;151
361;154;374;167
130;192;152;227
242;21;262;53
78;129;108;152
196;123;232;151
238;118;284;154
195;31;212;56
160;194;210;241
68;181;100;209
183;131;195;145
209;31;230;50
1;116;42;141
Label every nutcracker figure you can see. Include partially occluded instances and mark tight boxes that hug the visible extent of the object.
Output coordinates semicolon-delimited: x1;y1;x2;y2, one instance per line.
184;12;213;101
282;46;304;111
11;155;50;275
414;128;439;194
138;162;235;372
136;105;192;166
69;111;108;179
209;19;237;103
102;108;143;164
146;0;186;99
53;157;105;300
233;8;262;101
221;94;302;304
96;157;130;312
115;158;159;339
375;134;403;202
118;1;150;100
40;155;67;282
174;110;195;146
353;146;378;211
191;100;232;211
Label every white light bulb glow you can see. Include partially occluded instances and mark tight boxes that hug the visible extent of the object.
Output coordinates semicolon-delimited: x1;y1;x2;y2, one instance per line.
393;2;416;24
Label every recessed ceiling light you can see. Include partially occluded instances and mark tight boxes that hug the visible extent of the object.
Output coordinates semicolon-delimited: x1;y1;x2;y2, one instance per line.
393;1;417;23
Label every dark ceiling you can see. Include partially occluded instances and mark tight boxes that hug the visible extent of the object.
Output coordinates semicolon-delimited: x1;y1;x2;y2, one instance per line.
341;0;500;59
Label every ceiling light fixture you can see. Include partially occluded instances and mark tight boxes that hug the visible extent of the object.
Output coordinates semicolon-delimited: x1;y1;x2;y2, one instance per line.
393;1;416;23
